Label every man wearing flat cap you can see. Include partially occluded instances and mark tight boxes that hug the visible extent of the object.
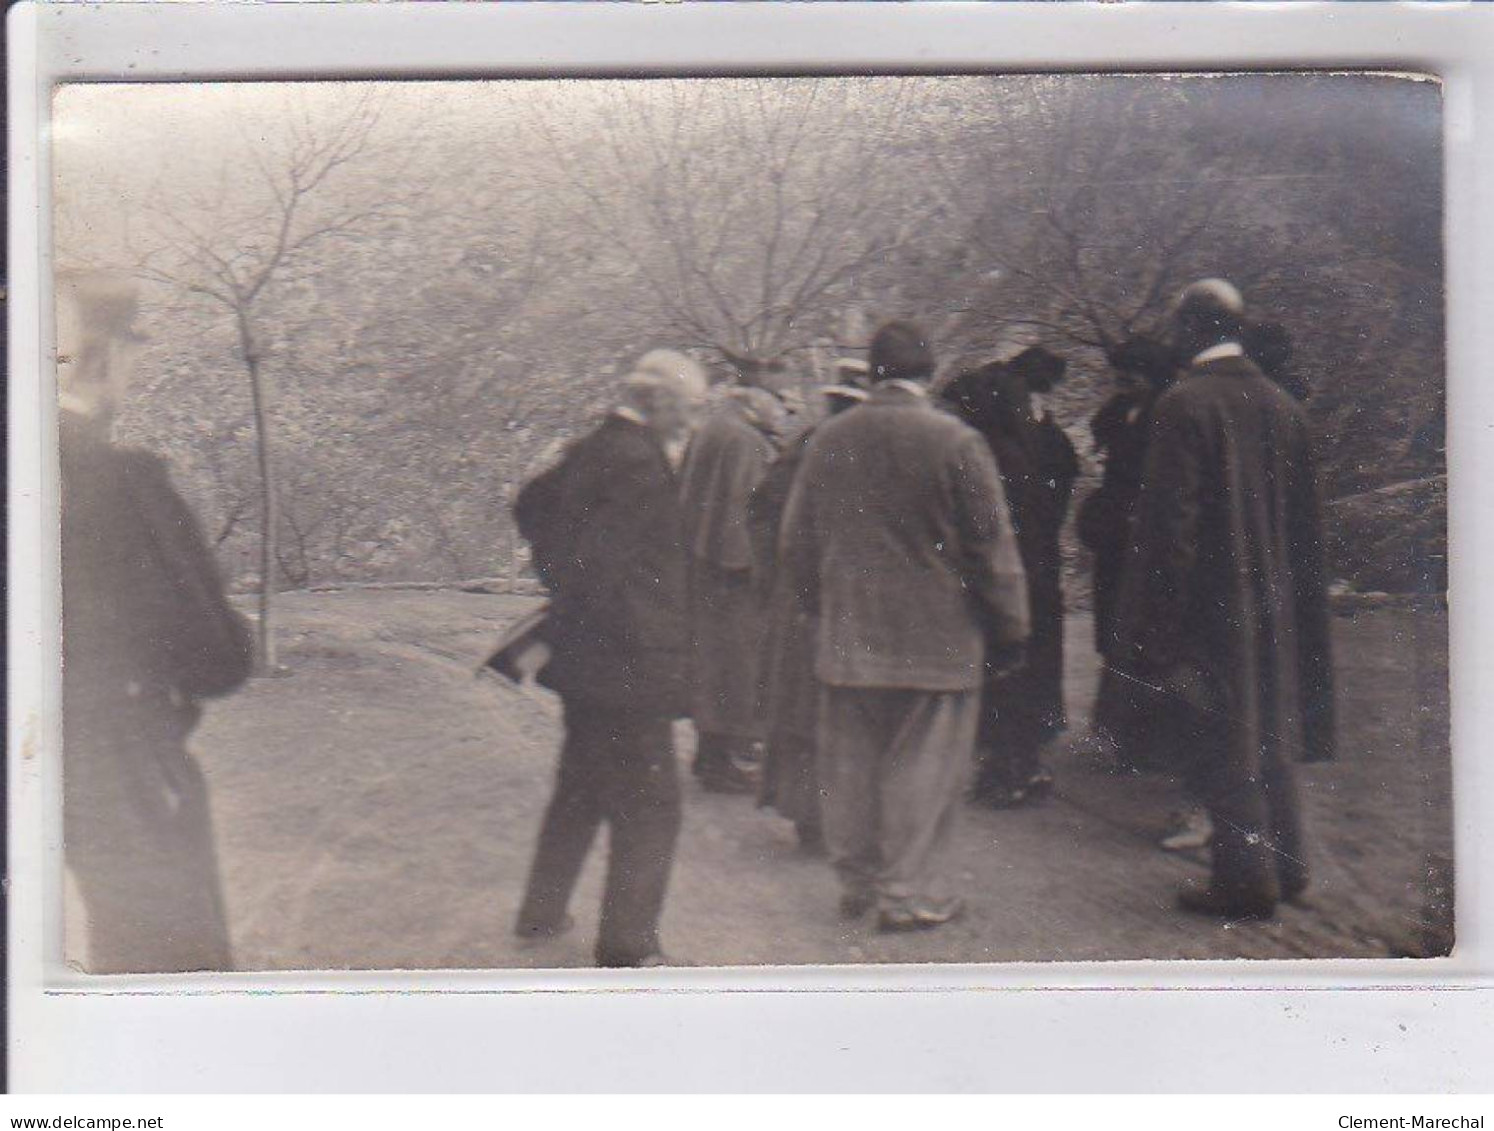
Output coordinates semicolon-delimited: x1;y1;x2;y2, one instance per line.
513;348;708;966
1118;279;1335;920
781;321;1029;931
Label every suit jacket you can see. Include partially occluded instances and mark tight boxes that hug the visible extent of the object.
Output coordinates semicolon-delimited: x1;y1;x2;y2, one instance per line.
514;412;689;716
679;399;776;572
780;384;1029;691
61;411;254;744
1116;353;1336;766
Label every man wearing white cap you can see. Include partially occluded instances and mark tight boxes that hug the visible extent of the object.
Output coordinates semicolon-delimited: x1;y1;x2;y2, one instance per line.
1118;279;1335;920
513;348;708;967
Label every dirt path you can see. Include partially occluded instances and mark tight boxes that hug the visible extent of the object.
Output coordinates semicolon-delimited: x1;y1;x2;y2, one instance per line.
193;590;1451;970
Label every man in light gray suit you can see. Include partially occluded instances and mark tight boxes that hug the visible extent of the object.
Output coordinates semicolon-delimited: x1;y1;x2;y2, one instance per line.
781;321;1029;932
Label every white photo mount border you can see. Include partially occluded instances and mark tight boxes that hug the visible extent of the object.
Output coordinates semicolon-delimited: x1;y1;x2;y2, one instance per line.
7;0;1492;1092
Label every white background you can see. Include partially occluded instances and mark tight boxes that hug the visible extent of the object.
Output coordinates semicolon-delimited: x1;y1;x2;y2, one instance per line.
8;0;1494;1093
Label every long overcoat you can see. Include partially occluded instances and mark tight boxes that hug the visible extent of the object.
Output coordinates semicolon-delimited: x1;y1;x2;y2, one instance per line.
1115;353;1336;778
678;398;778;737
940;366;1076;741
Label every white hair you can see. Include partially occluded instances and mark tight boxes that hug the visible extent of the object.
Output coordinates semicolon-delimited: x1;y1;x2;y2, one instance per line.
623;348;710;402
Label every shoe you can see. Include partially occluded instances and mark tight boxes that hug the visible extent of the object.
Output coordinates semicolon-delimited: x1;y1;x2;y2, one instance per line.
877;896;967;933
839;891;876;920
1176;886;1276;921
700;761;758;795
514;913;576;941
1160;809;1214;852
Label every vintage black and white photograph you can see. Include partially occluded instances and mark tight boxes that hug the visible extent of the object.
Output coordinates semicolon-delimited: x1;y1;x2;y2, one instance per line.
52;70;1449;974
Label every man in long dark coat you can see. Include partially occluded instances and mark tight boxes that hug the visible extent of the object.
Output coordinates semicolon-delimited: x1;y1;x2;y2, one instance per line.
1117;279;1335;920
782;322;1029;932
748;364;868;852
678;385;783;793
939;346;1077;809
59;273;254;973
513;349;708;967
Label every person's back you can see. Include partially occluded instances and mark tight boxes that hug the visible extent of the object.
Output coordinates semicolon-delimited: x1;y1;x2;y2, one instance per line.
676;388;782;790
1120;279;1333;921
799;385;1023;690
1157;357;1314;624
522;411;689;717
679;395;778;571
780;321;1027;933
513;349;708;968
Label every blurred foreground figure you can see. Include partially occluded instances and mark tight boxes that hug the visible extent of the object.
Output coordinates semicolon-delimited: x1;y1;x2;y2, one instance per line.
939;346;1076;809
749;360;869;852
679;384;785;792
513;349;708;966
782;323;1028;931
1118;279;1336;920
59;272;253;972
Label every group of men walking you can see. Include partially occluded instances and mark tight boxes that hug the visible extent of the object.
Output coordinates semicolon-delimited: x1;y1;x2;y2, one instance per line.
513;276;1336;966
56;266;1334;973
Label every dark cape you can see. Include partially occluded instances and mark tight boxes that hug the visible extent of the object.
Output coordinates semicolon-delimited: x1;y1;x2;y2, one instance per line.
61;411;253;973
940;365;1077;769
514;412;690;717
1115;353;1336;776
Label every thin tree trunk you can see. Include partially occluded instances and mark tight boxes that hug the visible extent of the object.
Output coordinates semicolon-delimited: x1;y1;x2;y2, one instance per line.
239;308;278;674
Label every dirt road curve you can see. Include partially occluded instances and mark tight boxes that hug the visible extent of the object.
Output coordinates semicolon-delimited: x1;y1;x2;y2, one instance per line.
189;590;1450;971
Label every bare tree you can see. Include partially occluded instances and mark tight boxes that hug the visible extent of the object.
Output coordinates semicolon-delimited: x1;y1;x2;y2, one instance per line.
135;87;426;671
532;77;944;370
932;77;1248;360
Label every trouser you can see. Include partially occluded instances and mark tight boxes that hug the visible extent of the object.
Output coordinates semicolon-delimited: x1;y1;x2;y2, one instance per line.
817;686;979;912
65;730;233;974
974;668;1046;796
1188;728;1308;905
518;698;682;965
759;732;821;831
